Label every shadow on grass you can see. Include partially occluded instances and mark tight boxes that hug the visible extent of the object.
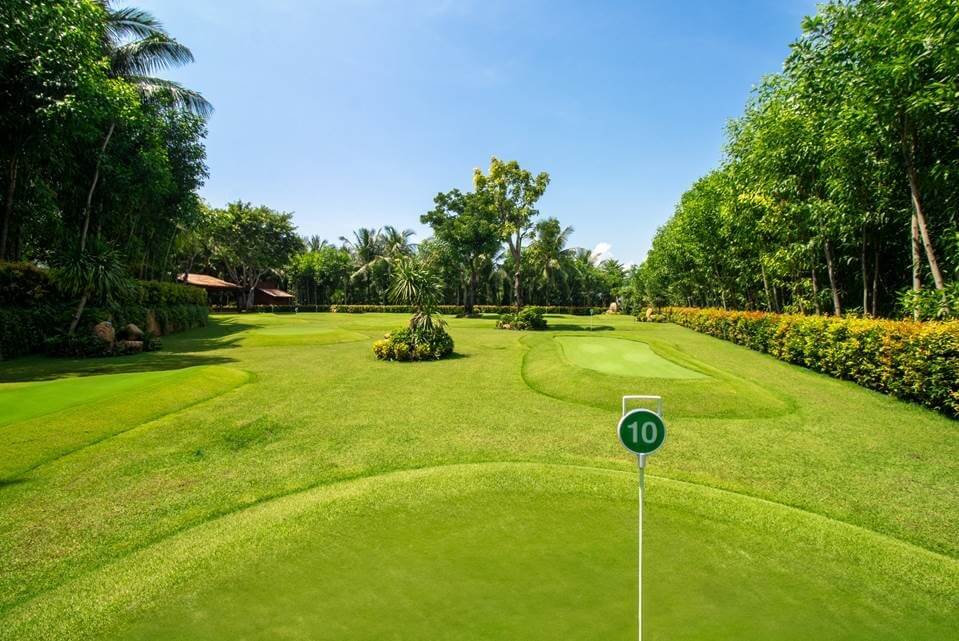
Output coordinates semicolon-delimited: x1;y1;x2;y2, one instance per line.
547;324;616;332
0;477;29;490
0;317;255;383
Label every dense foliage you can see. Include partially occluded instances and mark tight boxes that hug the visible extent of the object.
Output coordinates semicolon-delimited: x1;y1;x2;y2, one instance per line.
666;307;959;417
282;158;625;311
633;0;959;320
496;306;548;331
372;326;454;362
1;0;210;277
0;261;206;359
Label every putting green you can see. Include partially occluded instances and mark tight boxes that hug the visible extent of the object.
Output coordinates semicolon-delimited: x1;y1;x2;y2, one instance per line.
556;336;706;379
40;464;948;641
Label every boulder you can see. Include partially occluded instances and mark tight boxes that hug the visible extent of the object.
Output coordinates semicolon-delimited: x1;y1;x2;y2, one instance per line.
145;311;162;336
93;321;115;346
645;307;655;321
117;340;144;354
123;323;145;340
608;302;619;313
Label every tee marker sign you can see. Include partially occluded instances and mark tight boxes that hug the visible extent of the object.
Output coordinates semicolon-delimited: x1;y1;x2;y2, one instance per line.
618;408;666;456
619;396;666;641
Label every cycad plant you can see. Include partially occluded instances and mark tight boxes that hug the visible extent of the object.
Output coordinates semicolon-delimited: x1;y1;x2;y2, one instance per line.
388;256;445;333
56;238;133;335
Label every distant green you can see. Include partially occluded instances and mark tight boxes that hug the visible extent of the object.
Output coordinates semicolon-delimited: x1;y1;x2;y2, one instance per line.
556;335;706;379
0;313;955;641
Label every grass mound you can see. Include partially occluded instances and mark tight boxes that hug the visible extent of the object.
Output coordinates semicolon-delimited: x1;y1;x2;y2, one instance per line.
0;313;955;640
5;464;951;641
523;332;792;418
0;366;250;478
556;335;707;379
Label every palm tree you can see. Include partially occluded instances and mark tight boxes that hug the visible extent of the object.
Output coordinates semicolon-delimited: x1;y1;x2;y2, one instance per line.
80;2;212;251
340;228;385;302
305;235;327;252
381;226;416;260
531;218;574;305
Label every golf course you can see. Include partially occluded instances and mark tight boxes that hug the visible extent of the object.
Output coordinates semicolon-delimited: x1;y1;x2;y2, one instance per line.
1;312;956;640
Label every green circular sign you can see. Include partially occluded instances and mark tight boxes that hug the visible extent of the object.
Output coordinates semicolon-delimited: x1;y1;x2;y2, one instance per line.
618;408;666;455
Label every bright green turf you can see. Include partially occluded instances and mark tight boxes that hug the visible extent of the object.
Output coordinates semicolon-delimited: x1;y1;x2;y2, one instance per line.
0;313;955;641
556;335;706;379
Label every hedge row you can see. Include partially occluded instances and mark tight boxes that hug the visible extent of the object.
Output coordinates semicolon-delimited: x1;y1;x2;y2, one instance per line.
664;307;959;418
0;303;208;361
213;304;608;316
0;262;209;360
0;262;206;308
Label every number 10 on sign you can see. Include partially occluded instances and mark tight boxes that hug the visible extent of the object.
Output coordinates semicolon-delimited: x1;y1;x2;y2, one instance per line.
618;401;666;641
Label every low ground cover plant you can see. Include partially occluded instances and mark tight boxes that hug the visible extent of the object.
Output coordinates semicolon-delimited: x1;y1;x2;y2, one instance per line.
665;307;959;417
373;326;454;361
497;306;548;330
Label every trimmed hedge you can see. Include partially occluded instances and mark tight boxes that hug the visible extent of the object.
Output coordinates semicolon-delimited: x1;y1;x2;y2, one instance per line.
0;262;209;360
664;307;959;418
217;304;608;315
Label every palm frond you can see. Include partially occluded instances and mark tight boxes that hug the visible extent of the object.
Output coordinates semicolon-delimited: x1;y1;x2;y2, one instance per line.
107;7;167;41
111;35;195;76
129;76;213;117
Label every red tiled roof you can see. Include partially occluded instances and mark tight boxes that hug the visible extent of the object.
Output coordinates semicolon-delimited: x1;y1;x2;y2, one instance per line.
257;287;294;299
178;273;240;289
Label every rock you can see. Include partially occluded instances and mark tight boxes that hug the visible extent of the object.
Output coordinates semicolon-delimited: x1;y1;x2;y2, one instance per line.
608;302;619;313
117;340;144;354
645;307;655;321
123;323;145;340
146;311;162;336
93;321;115;346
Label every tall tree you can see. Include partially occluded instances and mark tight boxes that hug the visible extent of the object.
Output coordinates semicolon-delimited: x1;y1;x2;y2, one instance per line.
421;189;501;314
473;157;550;308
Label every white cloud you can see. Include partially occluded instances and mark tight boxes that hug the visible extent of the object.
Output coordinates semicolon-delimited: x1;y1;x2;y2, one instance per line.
591;242;613;265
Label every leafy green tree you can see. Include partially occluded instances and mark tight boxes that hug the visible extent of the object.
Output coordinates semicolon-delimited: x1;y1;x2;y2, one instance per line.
473;157;550;308
211;201;302;308
421;189;501;314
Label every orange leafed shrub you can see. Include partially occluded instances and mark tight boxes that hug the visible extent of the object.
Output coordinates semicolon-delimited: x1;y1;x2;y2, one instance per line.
665;307;959;418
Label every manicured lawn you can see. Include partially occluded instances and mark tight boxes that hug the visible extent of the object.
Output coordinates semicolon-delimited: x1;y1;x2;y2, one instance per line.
0;313;955;640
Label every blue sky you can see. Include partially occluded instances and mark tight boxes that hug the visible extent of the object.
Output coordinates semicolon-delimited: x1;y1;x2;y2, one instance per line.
137;0;817;266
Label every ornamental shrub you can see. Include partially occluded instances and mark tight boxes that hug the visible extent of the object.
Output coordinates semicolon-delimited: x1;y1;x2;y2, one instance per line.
372;326;454;361
664;307;959;418
497;306;547;330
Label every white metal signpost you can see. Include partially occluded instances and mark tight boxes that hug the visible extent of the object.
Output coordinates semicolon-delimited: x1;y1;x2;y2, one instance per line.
618;395;666;641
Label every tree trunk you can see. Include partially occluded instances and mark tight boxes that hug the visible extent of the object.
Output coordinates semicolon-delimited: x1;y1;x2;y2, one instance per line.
902;120;945;290
466;263;478;315
68;291;90;335
760;259;777;312
811;267;821;315
1;155;19;260
824;239;842;316
512;235;523;309
871;244;879;317
911;213;922;293
80;122;115;252
861;229;869;315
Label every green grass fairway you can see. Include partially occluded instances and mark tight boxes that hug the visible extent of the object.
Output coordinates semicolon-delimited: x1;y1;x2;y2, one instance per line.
0;314;956;641
556;335;707;379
